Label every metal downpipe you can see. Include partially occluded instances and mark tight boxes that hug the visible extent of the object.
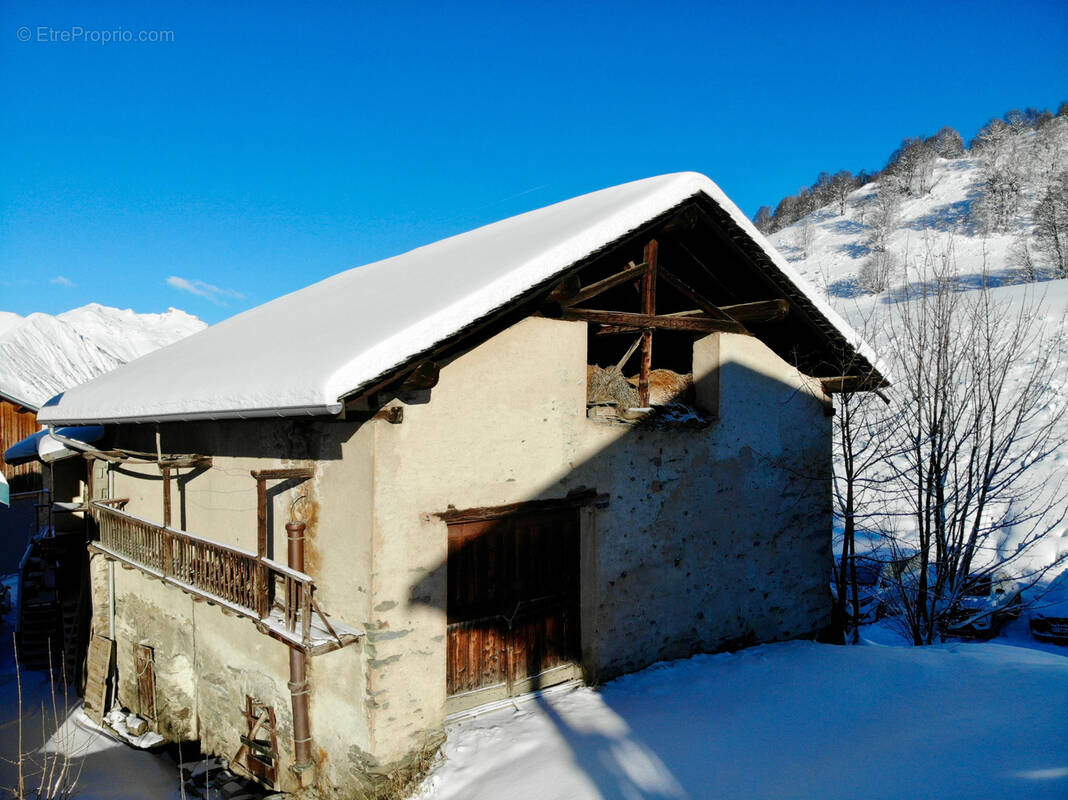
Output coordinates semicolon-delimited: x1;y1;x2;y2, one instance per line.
286;520;313;773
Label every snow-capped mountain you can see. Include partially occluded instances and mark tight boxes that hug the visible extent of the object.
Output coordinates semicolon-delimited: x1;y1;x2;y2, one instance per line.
0;304;206;408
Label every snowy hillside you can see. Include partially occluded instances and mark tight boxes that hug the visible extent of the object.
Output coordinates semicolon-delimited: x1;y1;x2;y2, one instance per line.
768;118;1068;588
0;304;205;408
769;115;1067;295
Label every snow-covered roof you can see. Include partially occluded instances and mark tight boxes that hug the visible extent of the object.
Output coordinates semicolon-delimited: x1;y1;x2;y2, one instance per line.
0;387;39;412
39;172;884;425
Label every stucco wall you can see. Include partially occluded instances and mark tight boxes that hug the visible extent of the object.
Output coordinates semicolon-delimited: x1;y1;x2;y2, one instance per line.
94;315;833;793
362;317;832;762
574;331;831;676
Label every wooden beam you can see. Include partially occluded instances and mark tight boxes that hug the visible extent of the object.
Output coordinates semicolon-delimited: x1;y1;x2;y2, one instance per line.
562;308;746;334
250;468;315;481
372;406;404;424
638;242;658;406
546;274;581;303
250;467;314;558
817;375;883;394
256;478;268;557
162;466;171;528
433;488;609;524
560;261;649;308
718;299;790;322
658;265;739;324
401;360;440;391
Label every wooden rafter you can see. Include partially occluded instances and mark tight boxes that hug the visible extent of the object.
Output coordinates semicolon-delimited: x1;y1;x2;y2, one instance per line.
718;299;790;322
658;265;740;325
817;375;884;394
560;261;649;308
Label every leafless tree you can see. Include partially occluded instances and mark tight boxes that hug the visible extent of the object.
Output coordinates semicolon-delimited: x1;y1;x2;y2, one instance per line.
1033;170;1068;278
829;313;893;642
872;259;1068;644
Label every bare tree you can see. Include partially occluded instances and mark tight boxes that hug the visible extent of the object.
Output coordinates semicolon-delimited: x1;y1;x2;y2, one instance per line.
752;205;773;234
829;170;855;216
886;137;936;196
873;260;1068;644
829;313;893;642
1033;170;1068;278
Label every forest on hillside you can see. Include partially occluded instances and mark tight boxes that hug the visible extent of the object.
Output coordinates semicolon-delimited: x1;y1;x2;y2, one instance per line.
754;103;1068;285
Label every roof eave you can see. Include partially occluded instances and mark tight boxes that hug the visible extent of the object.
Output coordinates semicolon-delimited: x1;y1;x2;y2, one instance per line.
36;402;343;426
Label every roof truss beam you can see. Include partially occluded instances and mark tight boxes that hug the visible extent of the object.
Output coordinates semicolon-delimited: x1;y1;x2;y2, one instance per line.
560;308;745;334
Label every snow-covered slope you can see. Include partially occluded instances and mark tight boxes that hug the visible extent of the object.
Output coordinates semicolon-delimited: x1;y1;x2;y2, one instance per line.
768;120;1068;580
0;304;205;408
769;117;1067;295
0;312;21;339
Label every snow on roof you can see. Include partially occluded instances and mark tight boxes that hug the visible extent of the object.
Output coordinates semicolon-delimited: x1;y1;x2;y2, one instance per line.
0;386;39;412
39;172;884;425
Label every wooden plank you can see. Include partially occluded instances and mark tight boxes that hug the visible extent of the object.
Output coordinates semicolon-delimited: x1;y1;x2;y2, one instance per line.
83;635;114;725
718;299;790;322
638;241;658;406
134;643;157;725
560;308;746;334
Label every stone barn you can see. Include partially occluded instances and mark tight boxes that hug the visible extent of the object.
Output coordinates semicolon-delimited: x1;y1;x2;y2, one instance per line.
37;172;884;797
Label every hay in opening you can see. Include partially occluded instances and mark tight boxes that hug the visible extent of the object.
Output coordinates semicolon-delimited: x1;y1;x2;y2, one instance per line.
587;365;695;409
586;364;639;409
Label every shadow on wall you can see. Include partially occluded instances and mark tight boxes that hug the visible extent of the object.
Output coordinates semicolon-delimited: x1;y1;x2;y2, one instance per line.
402;351;834;799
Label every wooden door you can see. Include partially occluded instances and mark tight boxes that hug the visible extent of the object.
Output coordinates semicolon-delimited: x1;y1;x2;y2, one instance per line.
446;507;580;697
134;643;157;726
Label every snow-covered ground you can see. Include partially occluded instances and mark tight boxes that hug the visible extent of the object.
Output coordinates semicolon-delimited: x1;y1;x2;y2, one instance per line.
0;304;204;408
418;639;1068;800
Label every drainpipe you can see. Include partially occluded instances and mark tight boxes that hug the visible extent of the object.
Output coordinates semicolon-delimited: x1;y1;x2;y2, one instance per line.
107;465;115;640
285;520;313;774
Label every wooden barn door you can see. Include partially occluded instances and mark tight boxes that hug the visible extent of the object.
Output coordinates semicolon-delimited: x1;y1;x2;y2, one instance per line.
446;507;580;700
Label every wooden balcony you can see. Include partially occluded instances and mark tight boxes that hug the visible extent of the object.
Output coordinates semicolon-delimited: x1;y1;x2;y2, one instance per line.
89;501;361;656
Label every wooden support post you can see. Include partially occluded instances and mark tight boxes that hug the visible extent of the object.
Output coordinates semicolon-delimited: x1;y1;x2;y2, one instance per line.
256;478;268;558
162;467;171;528
638;240;658;407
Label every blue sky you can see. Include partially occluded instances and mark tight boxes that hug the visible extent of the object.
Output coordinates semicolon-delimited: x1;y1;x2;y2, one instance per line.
1;0;1065;324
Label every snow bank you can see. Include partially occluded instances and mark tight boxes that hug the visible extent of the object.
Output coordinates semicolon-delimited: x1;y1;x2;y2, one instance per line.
418;640;1068;800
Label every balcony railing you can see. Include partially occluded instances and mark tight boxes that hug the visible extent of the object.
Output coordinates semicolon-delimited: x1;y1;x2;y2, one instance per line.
90;500;360;655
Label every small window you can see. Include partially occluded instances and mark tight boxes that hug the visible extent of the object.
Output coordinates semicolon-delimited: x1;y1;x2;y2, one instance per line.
242;697;279;787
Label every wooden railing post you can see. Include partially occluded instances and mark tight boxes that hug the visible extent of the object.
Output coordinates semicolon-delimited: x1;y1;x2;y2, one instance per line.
162;529;173;578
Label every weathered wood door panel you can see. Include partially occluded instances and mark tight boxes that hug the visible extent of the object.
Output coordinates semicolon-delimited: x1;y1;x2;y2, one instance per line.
446;507;580;697
133;643;157;725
